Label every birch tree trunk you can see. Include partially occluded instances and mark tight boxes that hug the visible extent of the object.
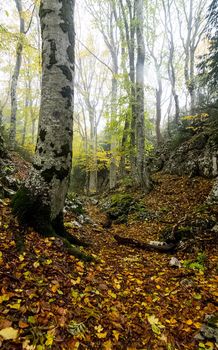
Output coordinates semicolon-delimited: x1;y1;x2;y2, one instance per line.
13;0;75;234
9;0;25;149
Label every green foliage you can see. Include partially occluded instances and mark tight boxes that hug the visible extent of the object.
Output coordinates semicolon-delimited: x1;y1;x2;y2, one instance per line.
167;113;209;149
183;252;207;272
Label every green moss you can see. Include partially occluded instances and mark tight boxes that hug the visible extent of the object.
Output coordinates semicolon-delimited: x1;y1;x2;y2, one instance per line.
107;194;134;221
12;188;93;262
12;187;53;236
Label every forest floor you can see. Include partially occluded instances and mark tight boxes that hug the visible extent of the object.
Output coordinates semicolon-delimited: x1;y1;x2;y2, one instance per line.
0;165;217;349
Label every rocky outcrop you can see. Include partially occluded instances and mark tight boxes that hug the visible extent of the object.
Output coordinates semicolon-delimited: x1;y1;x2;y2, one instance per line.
149;114;218;179
207;176;218;204
164;132;218;177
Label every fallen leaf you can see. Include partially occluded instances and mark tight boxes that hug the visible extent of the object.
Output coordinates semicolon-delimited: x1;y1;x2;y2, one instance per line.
97;331;107;339
0;327;18;340
103;340;113;349
112;330;120;341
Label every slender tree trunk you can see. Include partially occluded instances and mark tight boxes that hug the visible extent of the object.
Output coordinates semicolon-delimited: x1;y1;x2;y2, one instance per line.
119;0;137;178
21;94;29;146
0;109;3;126
135;0;151;190
155;89;162;144
109;67;118;189
119;116;129;178
13;0;75;233
9;0;25;149
89;111;97;194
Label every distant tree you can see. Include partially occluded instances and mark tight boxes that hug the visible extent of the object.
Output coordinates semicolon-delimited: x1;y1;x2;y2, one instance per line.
9;0;25;148
175;0;208;113
85;0;120;190
198;0;218;99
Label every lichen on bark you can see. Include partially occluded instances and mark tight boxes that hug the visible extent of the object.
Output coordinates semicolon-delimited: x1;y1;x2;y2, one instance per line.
12;0;93;262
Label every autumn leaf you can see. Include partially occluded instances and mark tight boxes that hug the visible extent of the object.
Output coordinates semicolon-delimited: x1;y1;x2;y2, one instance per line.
103;340;113;349
45;329;55;346
18;320;29;329
0;327;18;340
112;330;120;341
96;331;107;339
147;314;165;335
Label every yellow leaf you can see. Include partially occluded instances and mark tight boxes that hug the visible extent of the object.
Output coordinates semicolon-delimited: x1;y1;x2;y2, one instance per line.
19;254;25;261
45;329;55;346
9;303;21;310
112;330;120;341
186;319;193;326
194;322;202;329
0;294;10;304
97;331;107;339
51;284;60;293
33;261;40;268
205;342;214;349
156;285;161;289
103;340;113;349
77;261;84;268
95;325;103;332
108;290;117;299
136;279;143;285
71;277;81;285
45;259;52;265
0;327;18;340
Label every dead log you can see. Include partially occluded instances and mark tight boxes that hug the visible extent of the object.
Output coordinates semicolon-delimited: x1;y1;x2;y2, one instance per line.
114;234;176;252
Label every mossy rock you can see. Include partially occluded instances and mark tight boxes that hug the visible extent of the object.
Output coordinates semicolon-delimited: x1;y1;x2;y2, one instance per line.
189;132;209;150
106;193;134;220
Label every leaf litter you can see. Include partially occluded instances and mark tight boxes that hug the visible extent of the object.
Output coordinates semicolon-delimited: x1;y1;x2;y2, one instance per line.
0;173;217;349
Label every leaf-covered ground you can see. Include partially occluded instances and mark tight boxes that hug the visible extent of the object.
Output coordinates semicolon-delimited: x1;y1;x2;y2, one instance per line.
0;173;217;350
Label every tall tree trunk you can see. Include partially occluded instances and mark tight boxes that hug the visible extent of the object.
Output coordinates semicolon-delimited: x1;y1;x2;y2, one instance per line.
21;93;29;146
119;0;137;178
13;0;75;234
109;63;118;190
135;0;151;190
9;0;25;149
89;111;97;194
155;62;163;144
163;0;180;124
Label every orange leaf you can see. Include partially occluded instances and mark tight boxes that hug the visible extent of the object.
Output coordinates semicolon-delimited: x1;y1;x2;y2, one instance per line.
18;321;29;329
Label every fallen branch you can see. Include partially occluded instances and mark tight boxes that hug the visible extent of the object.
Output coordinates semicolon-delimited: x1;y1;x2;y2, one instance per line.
114;234;176;252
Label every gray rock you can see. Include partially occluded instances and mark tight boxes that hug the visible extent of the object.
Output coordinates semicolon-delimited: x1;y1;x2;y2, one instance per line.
194;313;218;343
207;177;218;204
169;257;182;268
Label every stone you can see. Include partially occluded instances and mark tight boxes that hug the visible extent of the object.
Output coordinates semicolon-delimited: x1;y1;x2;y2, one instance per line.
169;257;181;268
194;313;218;343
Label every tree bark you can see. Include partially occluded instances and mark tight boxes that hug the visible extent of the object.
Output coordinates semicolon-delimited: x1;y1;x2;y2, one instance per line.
9;0;25;149
135;0;151;190
13;0;75;233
